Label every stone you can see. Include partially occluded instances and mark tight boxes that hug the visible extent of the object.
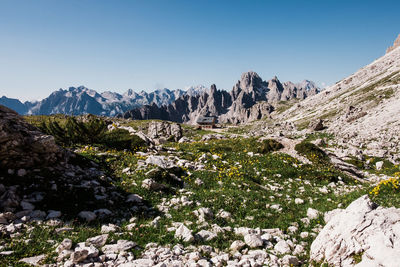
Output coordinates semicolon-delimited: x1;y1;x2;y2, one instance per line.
310;195;400;266
294;198;304;204
102;240;136;254
274;240;291;254
147;121;183;142
78;211;97;222
307;208;320;220
56;238;73;254
86;234;109;248
230;240;246;251
174;224;194;242
375;161;384;170
71;249;88;263
309;119;325;131
126;193;143;203
145;155;173;169
20;201;34;211
101;224;118;233
46;210;61;219
142;178;166;191
119;259;155;267
282;255;299;266
19;254;46;266
194;207;213;222
196;230;217;241
300;232;309;239
244;234;263;248
17;169;27;177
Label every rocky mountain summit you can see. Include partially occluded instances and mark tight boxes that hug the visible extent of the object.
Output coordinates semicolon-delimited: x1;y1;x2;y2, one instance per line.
121;72;319;124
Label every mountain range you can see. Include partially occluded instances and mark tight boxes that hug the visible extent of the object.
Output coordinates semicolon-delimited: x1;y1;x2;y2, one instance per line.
0;86;195;116
0;77;319;122
121;73;320;124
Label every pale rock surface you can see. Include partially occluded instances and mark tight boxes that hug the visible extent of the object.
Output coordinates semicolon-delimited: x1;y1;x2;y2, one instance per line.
19;254;46;266
102;240;136;254
310;195;400;266
174;224;194;242
274;240;291;254
307;208;320;220
244;234;264;248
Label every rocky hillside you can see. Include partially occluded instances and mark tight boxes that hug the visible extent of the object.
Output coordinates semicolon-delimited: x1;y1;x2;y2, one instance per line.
269;42;400;162
121;72;319;124
0;86;188;116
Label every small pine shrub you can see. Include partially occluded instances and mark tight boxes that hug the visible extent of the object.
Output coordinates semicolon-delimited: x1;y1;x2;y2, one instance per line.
258;139;284;154
101;129;146;151
39;117;107;146
38;116;146;151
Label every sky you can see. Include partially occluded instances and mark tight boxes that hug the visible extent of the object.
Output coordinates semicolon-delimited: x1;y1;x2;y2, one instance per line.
0;0;399;101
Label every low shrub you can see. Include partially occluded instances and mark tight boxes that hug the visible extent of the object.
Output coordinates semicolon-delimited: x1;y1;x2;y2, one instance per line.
295;141;330;164
369;174;400;207
101;129;147;151
39;116;147;151
257;139;284;154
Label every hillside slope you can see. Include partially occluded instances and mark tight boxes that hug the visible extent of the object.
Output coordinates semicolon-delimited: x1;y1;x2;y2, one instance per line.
274;46;400;159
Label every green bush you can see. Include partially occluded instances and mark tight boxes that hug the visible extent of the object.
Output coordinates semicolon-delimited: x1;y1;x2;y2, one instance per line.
39;116;106;146
38;116;147;151
295;141;329;164
257;139;284;154
101;129;146;151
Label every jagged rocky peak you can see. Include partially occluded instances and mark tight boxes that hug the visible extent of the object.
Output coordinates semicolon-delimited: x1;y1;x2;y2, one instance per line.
386;33;400;54
238;71;267;92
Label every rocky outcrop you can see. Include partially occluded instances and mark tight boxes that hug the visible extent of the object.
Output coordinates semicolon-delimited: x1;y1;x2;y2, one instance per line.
310;195;400;266
0;105;64;170
386;33;400;54
147;121;183;142
0;105;142;219
122;72;319;124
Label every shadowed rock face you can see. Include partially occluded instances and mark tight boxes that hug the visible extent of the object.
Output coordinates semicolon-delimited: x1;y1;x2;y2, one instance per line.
121;72;319;124
0;105;64;170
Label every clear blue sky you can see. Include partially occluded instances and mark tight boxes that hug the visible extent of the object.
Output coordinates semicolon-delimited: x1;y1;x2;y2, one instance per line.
1;0;399;101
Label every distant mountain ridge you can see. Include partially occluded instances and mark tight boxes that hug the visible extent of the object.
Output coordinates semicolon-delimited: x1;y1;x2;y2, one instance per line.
0;86;192;116
121;72;320;124
1;74;319;122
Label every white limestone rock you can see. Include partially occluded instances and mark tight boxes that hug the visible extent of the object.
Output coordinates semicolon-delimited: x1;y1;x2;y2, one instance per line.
244;234;263;248
174;224;194;242
307;208;320;220
310;195;400;266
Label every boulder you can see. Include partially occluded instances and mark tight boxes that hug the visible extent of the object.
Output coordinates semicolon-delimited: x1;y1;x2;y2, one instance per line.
0;105;64;170
19;255;46;266
102;240;136;254
309;119;325;131
244;234;263;248
196;230;217;241
174;224;194;242
310;195;400;266
148;121;182;142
